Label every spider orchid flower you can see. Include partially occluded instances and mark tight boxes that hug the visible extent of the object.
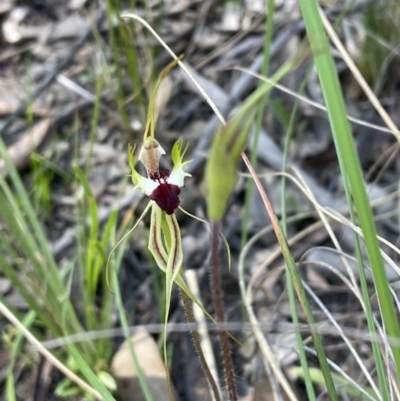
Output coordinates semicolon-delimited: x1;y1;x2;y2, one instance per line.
127;136;217;320
120;58;222;328
127;136;225;314
129;136;191;215
128;135;192;295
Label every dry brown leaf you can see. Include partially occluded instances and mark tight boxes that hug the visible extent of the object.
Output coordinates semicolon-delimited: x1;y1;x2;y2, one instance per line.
252;377;292;401
111;328;177;401
0;118;51;177
0;0;13;14
2;7;30;43
0;102;49;116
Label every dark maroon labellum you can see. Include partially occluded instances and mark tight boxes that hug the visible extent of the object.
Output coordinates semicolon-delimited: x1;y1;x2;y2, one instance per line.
149;183;181;215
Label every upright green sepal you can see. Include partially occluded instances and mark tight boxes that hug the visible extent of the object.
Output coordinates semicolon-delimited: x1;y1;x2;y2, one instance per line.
127;144;138;186
171;137;191;169
144;56;183;140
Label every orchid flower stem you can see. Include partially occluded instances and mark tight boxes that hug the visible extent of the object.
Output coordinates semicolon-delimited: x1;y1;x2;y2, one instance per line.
209;220;238;401
179;288;222;401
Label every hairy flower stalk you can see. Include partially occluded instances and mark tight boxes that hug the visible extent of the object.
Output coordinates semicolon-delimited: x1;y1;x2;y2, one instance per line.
210;221;237;401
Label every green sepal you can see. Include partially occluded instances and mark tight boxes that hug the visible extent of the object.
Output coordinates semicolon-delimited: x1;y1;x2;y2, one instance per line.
143;56;183;141
127;144;139;186
171;137;191;168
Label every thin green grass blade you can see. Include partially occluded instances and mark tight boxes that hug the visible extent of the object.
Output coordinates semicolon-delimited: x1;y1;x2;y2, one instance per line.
297;0;400;381
105;1;129;125
0;136;86;339
73;164;100;299
241;0;275;247
0;192;85;342
0;253;59;335
0;137;65;291
73;163;102;331
291;366;377;401
64;341;117;401
100;207;120;337
111;254;155;401
116;15;144;108
5;373;16;401
242;153;339;400
5;311;36;401
348;202;390;399
280;72;316;401
85;75;103;175
323;5;390;396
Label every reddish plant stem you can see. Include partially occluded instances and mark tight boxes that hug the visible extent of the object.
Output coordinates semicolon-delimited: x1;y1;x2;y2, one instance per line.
179;288;221;401
210;220;237;401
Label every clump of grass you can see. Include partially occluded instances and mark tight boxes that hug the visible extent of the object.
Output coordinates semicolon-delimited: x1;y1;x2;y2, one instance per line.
298;1;400;398
0;130;120;399
359;0;400;86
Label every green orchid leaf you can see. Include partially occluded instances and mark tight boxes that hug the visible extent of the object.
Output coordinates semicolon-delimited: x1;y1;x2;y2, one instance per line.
205;58;298;222
206;108;257;221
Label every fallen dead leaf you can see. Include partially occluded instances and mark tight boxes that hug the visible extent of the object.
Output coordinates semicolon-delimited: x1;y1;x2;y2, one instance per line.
0;102;49;116
0;0;13;14
111;328;177;401
252;377;292;401
0;118;51;177
2;7;30;43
